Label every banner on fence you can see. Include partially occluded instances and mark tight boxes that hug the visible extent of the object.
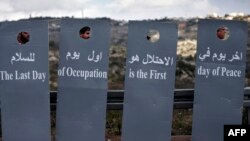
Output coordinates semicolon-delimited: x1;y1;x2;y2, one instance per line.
192;19;248;141
0;20;50;141
121;21;177;141
56;19;110;141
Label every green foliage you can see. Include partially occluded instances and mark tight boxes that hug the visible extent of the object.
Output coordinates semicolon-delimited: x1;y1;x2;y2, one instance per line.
106;111;123;135
172;109;193;135
105;109;194;136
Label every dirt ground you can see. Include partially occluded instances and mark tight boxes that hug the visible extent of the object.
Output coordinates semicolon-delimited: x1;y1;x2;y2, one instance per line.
0;135;191;141
106;135;191;141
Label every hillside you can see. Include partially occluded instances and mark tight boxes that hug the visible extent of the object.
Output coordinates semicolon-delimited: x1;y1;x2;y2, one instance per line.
20;15;250;90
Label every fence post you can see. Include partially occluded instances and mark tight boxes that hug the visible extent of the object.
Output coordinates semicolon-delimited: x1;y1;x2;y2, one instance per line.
192;19;248;141
121;21;178;141
0;20;51;141
55;19;110;141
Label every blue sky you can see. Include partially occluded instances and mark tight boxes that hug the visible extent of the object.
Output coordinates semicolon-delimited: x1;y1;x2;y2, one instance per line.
0;0;249;21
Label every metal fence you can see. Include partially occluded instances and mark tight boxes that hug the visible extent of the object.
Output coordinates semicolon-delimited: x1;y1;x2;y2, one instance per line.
50;87;250;124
